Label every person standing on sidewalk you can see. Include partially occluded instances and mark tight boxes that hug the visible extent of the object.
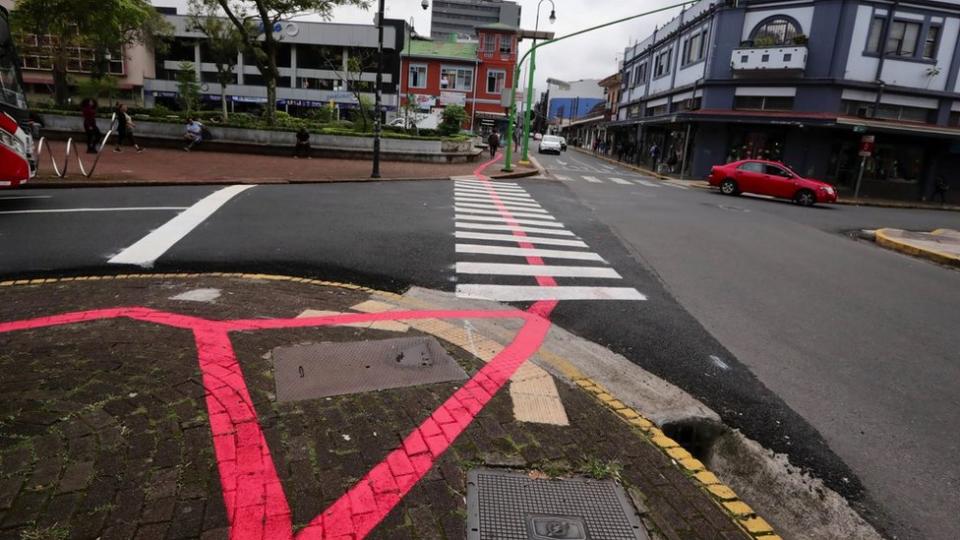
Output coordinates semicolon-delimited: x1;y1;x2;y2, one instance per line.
294;127;311;159
649;143;660;172
931;176;950;204
113;104;143;153
487;131;500;158
81;98;100;154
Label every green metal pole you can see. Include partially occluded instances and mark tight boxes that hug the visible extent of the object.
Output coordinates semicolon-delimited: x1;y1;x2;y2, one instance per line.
520;48;536;163
501;1;692;173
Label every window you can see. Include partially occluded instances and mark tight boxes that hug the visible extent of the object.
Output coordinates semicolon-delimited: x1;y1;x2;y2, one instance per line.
408;64;427;88
751;17;801;46
441;66;473;91
480;34;496;53
486;70;505;93
949;111;960;127
923;26;940;59
298;77;335;90
654;48;671;78
734;95;794;110
671;97;701;112
646;103;668;116
886;20;920;57
682;30;707;66
499;36;513;55
738;162;764;173
866;17;885;54
841;100;934;123
297;45;342;70
764;164;792;177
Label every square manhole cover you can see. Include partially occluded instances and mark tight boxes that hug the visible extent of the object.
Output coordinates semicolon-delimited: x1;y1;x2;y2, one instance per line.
272;336;468;401
466;469;649;540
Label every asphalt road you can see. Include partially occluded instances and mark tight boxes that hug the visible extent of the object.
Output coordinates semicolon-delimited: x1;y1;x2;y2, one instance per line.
2;157;959;539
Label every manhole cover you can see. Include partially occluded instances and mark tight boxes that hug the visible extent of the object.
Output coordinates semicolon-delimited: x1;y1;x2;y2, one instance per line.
272;336;467;401
466;469;649;540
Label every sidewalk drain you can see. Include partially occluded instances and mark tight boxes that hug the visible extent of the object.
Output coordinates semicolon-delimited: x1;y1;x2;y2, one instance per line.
466;468;648;540
271;336;467;402
661;418;727;462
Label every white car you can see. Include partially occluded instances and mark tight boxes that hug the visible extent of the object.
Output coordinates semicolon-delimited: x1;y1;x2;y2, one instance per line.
538;135;563;154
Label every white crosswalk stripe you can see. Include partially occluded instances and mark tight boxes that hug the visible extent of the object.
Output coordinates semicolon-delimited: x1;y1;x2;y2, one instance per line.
664;182;689;190
635;179;659;187
454;177;644;302
554;175;572;181
608;177;633;185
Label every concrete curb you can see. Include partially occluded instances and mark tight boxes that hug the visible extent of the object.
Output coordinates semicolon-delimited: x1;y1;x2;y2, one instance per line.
0;271;779;539
874;228;960;267
834;199;960;212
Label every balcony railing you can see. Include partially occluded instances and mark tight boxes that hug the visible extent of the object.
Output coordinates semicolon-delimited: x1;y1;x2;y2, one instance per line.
731;45;807;74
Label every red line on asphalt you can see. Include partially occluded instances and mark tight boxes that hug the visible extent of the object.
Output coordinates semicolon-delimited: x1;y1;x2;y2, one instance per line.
0;301;553;539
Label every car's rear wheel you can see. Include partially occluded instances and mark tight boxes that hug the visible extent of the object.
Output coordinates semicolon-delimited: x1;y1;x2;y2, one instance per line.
720;178;739;195
794;189;816;206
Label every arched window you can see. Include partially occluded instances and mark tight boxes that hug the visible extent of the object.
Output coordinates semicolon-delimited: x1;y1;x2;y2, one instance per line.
750;17;802;46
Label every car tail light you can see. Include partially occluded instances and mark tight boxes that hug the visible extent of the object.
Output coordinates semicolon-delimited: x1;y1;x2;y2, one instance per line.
0;112;18;135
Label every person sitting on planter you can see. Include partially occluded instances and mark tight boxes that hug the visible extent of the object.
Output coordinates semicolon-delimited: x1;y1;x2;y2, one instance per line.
294;127;311;159
183;117;204;152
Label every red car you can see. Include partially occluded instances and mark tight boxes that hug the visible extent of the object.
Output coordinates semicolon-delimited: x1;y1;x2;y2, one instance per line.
707;159;837;206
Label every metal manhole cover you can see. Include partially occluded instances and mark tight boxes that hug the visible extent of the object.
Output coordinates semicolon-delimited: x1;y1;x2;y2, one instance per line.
272;336;467;402
466;469;649;540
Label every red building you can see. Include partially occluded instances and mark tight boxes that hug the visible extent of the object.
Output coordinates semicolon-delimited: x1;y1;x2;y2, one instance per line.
399;23;518;134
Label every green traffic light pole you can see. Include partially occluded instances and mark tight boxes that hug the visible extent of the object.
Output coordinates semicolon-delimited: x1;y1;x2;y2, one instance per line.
503;1;695;172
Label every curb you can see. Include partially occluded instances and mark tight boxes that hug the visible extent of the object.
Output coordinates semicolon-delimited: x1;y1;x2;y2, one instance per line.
1;271;776;538
874;228;960;268
834;199;960;212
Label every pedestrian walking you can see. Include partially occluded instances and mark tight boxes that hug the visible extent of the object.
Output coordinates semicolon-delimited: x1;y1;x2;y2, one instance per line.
931;176;950;203
113;104;143;153
615;141;624;162
487;131;500;158
81;98;100;154
183;117;203;151
294;127;311;159
649;143;661;172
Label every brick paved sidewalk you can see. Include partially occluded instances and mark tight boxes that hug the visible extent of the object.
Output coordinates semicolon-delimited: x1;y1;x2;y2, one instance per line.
0;275;752;540
30;142;482;185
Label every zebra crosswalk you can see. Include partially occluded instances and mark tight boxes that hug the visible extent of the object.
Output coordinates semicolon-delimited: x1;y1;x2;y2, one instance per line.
550;174;690;189
453;178;646;302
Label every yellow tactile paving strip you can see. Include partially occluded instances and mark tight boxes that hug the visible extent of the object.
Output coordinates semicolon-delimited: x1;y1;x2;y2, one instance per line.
1;271;777;538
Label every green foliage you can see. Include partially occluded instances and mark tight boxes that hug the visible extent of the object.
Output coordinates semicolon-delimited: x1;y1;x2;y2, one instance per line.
579;457;623;481
75;76;119;103
175;62;201;114
307;105;335;123
439;105;467;136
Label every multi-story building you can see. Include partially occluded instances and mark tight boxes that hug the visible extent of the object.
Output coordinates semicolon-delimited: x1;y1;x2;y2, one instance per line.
400;23;519;134
614;0;960;201
146;13;407;116
430;0;521;41
545;79;605;125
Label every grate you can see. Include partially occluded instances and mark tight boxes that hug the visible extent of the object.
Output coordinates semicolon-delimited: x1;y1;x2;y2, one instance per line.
466;469;649;540
272;336;468;402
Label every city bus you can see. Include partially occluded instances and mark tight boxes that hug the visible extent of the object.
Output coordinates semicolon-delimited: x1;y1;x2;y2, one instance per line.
0;5;35;187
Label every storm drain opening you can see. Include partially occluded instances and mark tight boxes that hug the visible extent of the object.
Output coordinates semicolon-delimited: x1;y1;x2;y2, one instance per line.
466;468;649;540
660;418;728;464
271;336;468;402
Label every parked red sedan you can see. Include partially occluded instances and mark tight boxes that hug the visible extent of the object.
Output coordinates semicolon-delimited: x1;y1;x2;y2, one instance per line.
707;160;837;206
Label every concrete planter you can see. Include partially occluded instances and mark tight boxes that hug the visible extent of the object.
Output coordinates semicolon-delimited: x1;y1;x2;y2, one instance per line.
37;113;479;163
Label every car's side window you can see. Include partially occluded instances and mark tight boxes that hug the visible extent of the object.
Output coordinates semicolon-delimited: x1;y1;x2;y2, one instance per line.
738;162;763;173
765;165;791;177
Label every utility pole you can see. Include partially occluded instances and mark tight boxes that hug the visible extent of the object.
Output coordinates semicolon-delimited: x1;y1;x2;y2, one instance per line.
371;0;386;179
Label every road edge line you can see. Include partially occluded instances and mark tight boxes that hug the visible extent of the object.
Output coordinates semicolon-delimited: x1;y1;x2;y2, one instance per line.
875;228;960;268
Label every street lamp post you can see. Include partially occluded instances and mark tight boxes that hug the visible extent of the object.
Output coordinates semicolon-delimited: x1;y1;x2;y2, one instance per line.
519;0;556;165
503;1;694;172
373;0;429;179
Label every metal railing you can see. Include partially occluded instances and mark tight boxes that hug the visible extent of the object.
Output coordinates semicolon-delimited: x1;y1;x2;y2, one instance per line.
35;113;116;179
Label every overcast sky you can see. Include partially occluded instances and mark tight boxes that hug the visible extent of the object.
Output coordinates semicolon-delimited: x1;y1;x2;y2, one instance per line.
150;0;687;97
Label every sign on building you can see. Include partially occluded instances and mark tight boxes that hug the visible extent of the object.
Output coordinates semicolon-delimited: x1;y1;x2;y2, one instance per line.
440;91;466;106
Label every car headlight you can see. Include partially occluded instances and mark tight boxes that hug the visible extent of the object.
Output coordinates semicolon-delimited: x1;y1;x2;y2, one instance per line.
819;186;835;194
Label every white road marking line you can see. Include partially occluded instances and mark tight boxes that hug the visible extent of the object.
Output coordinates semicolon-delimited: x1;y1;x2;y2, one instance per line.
557;160;568;166
553;175;572;181
608;177;633;185
454;189;534;202
108;185;255;268
456;244;604;261
0;206;188;215
635;179;660;187
455;231;588;247
0;195;52;200
582;176;603;183
454;186;528;196
454;196;543;208
455;202;549;214
664;182;688;190
455;222;576;236
455;179;519;187
454;207;555;220
456;262;621;278
455;215;565;227
456;285;646;301
454;181;523;191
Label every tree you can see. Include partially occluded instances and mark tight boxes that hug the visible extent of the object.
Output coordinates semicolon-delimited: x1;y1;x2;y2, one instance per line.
188;2;245;120
176;62;201;114
439;105;467;136
340;52;377;131
12;0;168;106
197;0;369;125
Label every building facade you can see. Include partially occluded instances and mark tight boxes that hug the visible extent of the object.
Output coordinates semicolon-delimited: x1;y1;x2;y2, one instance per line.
146;14;407;116
614;0;960;201
430;0;521;40
545;78;605;125
400;23;518;134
